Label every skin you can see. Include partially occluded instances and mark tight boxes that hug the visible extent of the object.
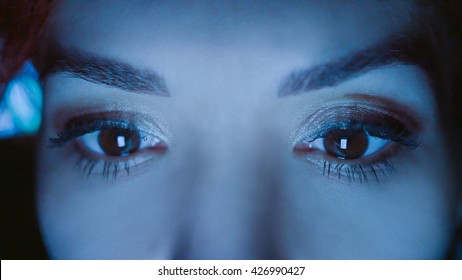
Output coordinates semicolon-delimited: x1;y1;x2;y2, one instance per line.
36;0;459;259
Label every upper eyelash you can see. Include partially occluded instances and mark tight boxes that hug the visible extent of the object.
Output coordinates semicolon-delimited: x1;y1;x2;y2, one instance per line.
306;120;421;148
50;119;139;147
297;119;421;184
50;119;145;180
53;112;418;182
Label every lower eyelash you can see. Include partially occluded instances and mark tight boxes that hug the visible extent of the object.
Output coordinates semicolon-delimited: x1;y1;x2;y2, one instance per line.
319;158;395;184
76;155;133;181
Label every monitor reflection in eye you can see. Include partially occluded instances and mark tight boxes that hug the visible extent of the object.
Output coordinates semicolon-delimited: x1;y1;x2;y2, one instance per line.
49;111;168;179
292;102;421;183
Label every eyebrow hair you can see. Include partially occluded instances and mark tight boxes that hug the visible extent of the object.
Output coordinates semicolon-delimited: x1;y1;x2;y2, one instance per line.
278;35;434;97
46;49;170;96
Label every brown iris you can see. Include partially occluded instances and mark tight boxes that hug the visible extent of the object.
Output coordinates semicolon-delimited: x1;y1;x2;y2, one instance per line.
98;128;141;157
323;128;368;159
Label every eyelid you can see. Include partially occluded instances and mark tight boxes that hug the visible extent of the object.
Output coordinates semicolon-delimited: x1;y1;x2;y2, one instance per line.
76;130;162;157
49;113;169;180
51;111;169;147
292;103;420;146
52;106;171;136
291;101;422;184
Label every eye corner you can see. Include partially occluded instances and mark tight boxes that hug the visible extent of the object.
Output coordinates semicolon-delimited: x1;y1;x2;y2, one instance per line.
48;112;170;180
291;108;418;184
292;141;315;155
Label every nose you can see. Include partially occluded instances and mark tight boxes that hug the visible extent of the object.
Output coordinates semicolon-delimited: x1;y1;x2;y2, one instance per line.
176;117;284;259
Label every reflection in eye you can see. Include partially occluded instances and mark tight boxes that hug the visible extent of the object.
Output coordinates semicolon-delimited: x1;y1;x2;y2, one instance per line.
50;114;167;180
307;128;389;159
293;107;421;184
78;128;160;157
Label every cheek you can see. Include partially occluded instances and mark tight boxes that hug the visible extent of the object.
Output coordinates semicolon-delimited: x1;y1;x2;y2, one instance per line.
35;141;197;259
276;148;454;259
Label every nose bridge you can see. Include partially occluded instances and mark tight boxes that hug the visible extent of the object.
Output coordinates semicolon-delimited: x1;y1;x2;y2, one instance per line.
182;108;282;259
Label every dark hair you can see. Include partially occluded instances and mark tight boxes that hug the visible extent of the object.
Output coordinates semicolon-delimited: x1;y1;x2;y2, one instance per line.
416;1;462;179
0;0;55;259
0;0;55;85
418;1;462;258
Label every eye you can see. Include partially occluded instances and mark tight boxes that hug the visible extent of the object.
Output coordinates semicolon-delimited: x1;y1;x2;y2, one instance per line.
50;113;169;179
293;128;400;183
292;105;421;183
306;128;389;160
78;128;161;157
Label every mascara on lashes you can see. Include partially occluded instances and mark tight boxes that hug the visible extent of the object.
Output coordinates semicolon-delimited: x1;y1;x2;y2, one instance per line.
296;105;421;147
49;112;168;180
49;111;163;147
293;105;422;183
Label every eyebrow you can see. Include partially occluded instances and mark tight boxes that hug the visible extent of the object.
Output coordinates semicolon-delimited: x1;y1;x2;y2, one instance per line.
46;49;170;96
278;35;433;96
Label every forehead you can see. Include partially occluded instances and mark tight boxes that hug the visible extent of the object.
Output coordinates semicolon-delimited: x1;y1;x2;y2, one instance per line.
48;0;417;61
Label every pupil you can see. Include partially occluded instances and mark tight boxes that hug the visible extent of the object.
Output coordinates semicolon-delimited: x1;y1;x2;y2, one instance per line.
98;128;141;156
323;129;368;159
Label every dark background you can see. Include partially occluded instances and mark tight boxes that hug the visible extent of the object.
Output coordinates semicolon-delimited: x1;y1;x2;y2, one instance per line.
0;138;48;259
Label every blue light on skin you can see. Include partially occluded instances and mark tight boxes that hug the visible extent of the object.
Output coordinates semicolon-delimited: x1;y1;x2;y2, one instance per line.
0;61;43;136
36;0;458;259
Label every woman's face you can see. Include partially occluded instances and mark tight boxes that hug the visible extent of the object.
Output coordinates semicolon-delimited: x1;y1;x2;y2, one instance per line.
36;0;458;259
